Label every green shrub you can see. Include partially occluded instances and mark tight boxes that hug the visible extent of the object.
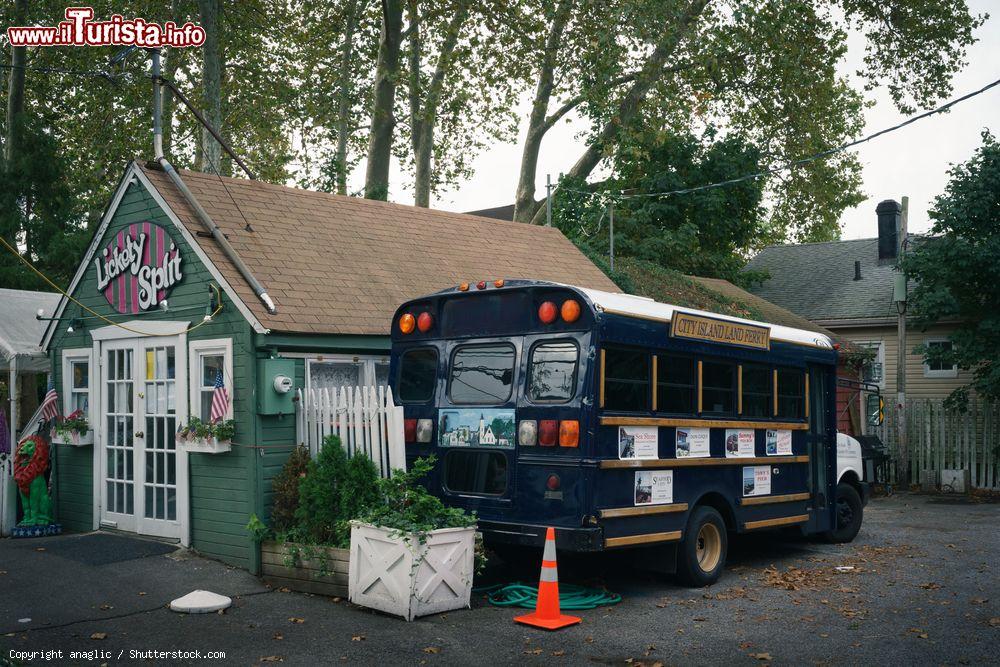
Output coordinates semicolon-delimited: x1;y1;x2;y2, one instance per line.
270;445;311;533
293;435;380;547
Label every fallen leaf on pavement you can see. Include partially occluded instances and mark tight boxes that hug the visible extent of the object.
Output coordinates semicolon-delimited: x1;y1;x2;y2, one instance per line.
920;582;942;590
273;633;283;640
35;547;45;552
99;604;113;611
971;598;988;605
138;592;147;596
351;635;364;641
90;632;107;640
259;656;283;662
750;653;772;661
278;587;290;593
739;642;753;650
988;618;1000;627
289;618;305;624
523;648;542;655
423;647;439;654
585;637;594;643
552;650;565;656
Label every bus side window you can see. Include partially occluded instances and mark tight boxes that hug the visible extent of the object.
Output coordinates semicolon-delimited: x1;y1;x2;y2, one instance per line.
603;348;650;412
657;354;696;414
702;360;736;415
741;364;772;417
776;367;805;418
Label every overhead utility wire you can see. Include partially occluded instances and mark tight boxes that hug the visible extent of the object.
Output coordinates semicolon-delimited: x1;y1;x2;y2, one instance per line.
562;75;1000;201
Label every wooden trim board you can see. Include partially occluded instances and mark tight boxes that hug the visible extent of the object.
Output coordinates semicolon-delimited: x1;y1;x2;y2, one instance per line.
600;416;809;430
598;503;689;518
600;455;809;470
739;492;811;506
743;514;809;530
605;530;682;548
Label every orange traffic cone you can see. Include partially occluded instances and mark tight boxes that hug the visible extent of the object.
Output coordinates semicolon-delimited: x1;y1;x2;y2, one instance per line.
514;527;581;630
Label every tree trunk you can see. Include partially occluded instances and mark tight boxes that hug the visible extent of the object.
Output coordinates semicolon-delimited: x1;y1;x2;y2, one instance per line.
197;0;223;174
335;0;361;195
4;0;29;169
528;0;709;224
411;4;468;208
512;0;574;223
407;0;424;203
364;0;404;200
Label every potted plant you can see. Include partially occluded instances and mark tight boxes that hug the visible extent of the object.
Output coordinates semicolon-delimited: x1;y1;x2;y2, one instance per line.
252;437;380;598
51;409;93;446
177;416;234;454
349;456;478;621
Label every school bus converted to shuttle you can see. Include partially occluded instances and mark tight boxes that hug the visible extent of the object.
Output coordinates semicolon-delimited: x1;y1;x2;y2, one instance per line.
388;280;867;585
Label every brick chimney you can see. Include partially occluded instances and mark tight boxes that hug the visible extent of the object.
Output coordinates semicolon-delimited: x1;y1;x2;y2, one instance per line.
876;199;902;263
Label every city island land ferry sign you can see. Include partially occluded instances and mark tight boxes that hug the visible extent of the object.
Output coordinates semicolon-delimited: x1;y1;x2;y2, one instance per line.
670;311;770;351
94;222;183;314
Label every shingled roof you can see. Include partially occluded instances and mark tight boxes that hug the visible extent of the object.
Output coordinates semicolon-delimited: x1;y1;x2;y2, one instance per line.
744;238;899;324
136;162;618;335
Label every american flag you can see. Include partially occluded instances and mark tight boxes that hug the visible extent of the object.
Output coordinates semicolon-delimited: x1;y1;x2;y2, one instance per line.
209;369;229;423
40;377;60;422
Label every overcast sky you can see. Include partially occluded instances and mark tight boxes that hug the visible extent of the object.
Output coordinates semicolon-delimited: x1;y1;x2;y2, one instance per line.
359;1;998;241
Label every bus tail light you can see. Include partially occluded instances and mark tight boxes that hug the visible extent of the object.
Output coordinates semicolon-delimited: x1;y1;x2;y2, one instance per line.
538;301;557;324
561;299;581;323
559;420;580;447
399;313;415;334
538;419;558;446
404;419;417;443
518;420;537;446
546;474;561;491
417;312;433;333
416;419;433;443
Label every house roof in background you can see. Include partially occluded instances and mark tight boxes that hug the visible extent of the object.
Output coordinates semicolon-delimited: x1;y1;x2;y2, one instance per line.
744;237;899;322
0;288;60;371
137;163;618;335
464;204;515;221
687;276;838;337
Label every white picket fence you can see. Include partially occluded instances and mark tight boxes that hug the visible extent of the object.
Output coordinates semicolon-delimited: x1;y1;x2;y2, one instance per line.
295;386;406;478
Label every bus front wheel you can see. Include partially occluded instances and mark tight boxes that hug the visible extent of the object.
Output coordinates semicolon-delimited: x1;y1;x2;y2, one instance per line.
824;483;863;543
676;506;728;587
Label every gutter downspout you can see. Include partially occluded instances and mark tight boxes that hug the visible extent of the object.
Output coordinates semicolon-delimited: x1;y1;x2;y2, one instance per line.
150;49;277;315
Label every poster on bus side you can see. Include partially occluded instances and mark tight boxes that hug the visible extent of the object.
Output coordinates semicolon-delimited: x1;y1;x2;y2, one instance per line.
766;429;792;455
742;466;772;496
725;429;755;457
635;470;673;505
618;426;658;459
675;427;710;458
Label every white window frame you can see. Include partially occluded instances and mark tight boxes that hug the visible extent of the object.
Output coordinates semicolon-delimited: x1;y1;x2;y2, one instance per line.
923;338;958;379
61;348;93;424
188;338;234;422
303;353;390;393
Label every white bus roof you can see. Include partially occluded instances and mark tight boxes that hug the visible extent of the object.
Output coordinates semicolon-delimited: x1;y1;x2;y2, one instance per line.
574;286;834;350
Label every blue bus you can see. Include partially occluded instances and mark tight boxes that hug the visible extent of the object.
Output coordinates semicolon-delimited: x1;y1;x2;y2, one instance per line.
389;279;866;585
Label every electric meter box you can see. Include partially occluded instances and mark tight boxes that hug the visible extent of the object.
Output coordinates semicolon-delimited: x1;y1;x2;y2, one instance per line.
257;358;297;415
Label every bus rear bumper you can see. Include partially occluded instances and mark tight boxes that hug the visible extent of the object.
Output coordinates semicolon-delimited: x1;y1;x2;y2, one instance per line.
478;520;604;552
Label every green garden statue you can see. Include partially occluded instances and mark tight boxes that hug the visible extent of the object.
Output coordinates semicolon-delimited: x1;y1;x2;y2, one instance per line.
14;435;52;527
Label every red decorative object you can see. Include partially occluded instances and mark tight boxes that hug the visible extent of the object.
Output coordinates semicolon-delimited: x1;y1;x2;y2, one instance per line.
14;435;49;495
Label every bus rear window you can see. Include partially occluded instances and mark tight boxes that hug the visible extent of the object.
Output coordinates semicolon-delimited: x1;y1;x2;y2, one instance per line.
444;450;507;495
399;348;439;402
449;343;515;404
528;341;579;402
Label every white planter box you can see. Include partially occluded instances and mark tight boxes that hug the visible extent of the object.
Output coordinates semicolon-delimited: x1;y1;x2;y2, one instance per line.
51;429;93;446
348;521;475;621
179;436;232;454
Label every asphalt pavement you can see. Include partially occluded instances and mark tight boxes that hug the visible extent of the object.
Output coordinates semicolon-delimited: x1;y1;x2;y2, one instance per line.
1;492;998;666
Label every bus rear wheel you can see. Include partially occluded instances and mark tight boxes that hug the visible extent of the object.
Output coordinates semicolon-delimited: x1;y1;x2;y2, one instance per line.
677;506;728;587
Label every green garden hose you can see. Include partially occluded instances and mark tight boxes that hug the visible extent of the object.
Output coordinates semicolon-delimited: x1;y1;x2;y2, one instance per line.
473;583;621;610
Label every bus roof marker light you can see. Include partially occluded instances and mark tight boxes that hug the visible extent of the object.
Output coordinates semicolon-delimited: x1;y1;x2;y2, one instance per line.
458;282;469;291
494;279;505;288
477;280;487;290
538;301;558;324
561;299;581;323
417;312;434;333
399;313;416;334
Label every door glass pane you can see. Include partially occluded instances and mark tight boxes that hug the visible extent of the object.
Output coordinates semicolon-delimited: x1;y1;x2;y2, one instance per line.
142;344;178;525
310;361;363;389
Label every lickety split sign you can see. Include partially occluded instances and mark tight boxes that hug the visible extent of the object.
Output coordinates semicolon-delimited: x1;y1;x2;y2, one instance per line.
94;222;183;314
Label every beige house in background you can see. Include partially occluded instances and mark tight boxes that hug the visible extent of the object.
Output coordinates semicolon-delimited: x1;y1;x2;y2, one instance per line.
745;200;972;431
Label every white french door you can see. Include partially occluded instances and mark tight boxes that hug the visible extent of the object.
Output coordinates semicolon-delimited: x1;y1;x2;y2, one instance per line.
99;335;188;540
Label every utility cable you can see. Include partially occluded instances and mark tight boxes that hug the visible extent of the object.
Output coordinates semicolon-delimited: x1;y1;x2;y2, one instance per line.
0;233;222;337
561;75;1000;201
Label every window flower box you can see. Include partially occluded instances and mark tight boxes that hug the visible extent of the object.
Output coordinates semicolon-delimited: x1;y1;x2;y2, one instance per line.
177;417;234;455
348;521;476;621
51;409;93;446
260;540;349;598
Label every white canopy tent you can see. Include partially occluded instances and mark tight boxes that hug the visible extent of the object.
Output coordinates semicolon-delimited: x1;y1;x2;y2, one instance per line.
0;287;61;535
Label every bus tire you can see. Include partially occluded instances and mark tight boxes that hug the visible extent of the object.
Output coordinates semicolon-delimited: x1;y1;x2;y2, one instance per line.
824;483;863;543
676;506;728;587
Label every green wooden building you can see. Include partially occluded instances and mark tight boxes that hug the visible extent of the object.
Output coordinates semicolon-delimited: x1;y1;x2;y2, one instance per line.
42;161;617;572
